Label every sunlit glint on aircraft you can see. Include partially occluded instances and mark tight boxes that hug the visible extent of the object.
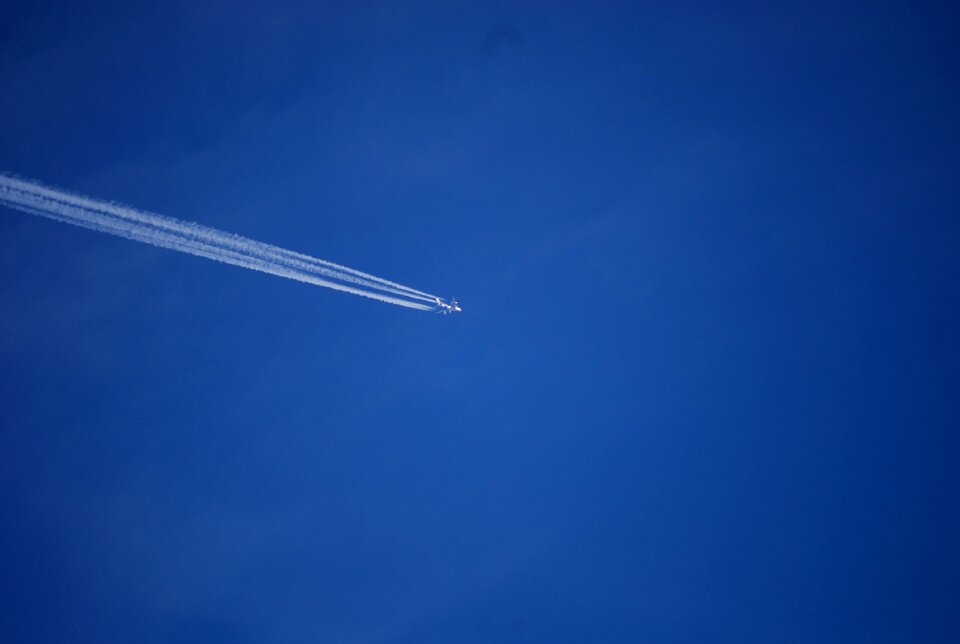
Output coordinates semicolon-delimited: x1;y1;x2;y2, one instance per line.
435;297;462;315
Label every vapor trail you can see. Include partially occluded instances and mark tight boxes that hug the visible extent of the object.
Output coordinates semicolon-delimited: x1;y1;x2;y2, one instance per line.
0;174;440;311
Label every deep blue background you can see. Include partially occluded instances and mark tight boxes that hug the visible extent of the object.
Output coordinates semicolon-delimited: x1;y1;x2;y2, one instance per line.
2;2;958;641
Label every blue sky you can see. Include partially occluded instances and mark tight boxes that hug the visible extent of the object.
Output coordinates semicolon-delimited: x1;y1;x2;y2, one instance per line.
1;1;958;641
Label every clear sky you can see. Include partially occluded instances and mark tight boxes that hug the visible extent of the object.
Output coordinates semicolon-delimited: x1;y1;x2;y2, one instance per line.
1;1;958;642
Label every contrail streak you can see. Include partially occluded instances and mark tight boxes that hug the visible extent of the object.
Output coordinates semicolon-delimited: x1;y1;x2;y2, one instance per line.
0;174;442;311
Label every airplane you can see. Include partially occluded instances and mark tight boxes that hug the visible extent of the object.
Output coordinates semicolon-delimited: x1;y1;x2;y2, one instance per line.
435;297;462;314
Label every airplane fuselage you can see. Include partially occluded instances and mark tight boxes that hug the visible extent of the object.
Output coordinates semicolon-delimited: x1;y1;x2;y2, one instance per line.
436;297;462;314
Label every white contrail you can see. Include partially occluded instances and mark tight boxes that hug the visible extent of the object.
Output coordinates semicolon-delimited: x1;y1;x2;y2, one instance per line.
1;175;438;302
0;174;441;311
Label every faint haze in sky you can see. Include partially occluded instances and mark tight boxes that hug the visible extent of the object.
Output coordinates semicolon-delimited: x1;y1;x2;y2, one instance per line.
483;23;523;54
